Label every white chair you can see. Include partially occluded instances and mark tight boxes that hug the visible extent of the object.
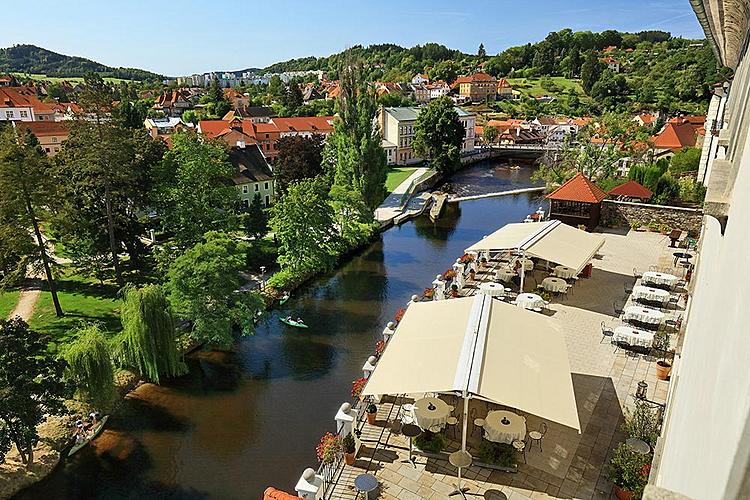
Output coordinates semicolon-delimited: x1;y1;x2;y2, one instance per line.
600;321;614;344
528;422;548;452
446;416;459;438
512;439;526;463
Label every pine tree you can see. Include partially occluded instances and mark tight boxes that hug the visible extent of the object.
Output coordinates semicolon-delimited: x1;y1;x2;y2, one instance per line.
478;43;486;58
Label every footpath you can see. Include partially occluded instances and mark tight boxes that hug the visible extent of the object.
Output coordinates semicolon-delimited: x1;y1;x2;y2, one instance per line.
374;167;429;225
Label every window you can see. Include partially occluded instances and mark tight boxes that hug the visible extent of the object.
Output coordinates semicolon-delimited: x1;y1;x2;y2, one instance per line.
51;137;57;142
45;147;50;152
254;184;259;192
5;111;13;119
264;195;270;207
265;134;269;139
20;110;28;118
54;147;59;152
264;182;269;190
242;199;249;208
242;185;248;194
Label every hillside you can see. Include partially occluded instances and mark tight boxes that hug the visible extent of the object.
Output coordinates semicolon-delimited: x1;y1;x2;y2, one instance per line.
0;44;164;81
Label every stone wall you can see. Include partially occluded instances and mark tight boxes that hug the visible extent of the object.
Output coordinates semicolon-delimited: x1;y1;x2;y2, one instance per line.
600;200;703;236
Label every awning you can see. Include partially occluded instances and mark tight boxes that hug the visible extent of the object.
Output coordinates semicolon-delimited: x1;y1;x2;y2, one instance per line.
465;220;605;273
362;295;580;432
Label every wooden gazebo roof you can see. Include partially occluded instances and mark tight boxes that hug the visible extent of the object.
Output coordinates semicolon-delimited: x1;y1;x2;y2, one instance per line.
608;180;653;200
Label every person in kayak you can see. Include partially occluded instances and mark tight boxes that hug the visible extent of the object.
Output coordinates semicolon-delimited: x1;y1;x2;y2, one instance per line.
74;417;86;442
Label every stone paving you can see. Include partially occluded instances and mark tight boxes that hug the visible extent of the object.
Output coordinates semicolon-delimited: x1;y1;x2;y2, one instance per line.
328;230;686;500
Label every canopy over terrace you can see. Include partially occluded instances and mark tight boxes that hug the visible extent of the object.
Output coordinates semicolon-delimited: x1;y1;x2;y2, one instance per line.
465;220;605;290
362;295;580;453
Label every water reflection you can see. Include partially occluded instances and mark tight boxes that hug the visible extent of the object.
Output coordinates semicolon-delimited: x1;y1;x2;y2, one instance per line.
17;163;547;500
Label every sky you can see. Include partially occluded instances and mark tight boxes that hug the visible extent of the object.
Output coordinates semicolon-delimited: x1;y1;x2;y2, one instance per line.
0;0;704;76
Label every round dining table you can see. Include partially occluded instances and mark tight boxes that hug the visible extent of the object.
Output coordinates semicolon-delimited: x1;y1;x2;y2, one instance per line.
480;282;506;297
623;305;665;325
412;397;451;430
541;277;568;293
553;265;577;279
495;267;515;282
483;410;527;444
514;293;546;310
632;285;670;304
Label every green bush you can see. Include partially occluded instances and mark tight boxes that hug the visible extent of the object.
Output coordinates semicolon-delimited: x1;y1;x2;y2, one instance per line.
266;267;311;291
608;443;651;498
414;431;447;454
622;400;661;447
478;441;517;467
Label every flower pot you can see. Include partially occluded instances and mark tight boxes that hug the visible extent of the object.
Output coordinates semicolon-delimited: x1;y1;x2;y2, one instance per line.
366;411;377;425
344;451;356;465
613;485;634;500
656;360;672;380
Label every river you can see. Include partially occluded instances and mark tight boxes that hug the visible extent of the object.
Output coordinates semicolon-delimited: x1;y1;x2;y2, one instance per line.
17;161;545;500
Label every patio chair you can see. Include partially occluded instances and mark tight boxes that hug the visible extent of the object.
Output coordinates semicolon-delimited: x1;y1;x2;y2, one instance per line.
600;321;614;344
649;265;658;272
613;301;624;318
668;295;680;309
665;314;683;332
528;422;548;452
446;415;459;439
633;268;642;280
512;439;527;463
400;404;415;425
624;281;633;295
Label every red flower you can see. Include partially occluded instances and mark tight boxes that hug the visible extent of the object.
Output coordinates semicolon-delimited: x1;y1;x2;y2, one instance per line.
374;340;386;356
394;308;406;322
351;377;367;398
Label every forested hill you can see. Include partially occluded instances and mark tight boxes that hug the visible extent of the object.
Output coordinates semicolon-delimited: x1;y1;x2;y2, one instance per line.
0;44;164;81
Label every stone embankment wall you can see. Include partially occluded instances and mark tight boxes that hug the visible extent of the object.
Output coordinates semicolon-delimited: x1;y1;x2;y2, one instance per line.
601;200;703;236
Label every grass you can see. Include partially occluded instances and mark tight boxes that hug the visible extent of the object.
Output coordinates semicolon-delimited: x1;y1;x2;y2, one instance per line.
28;267;122;349
11;72;133;84
507;76;584;97
0;290;20;319
386;167;418;193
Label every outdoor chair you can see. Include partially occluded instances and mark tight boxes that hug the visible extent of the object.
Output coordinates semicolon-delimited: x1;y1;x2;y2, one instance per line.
633;268;642;280
446;416;459;439
649;265;658;272
613;301;624;318
624;281;633;295
665;314;683;332
600;321;614;344
400;404;415;425
512;439;527;463
668;295;680;309
528;422;548;452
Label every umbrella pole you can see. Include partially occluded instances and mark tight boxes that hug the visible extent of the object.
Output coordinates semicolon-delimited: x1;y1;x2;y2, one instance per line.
520;251;526;292
461;390;469;452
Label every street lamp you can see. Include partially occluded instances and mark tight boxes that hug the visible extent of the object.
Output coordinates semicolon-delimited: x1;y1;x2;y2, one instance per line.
259;266;266;291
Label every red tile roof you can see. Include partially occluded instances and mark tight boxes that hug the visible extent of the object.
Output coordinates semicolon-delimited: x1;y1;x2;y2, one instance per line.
263;487;303;500
546;172;608;203
668;115;705;126
608;180;653;199
17;121;70;137
0;86;52;112
636;113;656;124
651;122;699;150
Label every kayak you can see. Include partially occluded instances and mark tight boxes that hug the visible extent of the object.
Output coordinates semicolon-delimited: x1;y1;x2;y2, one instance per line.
68;415;109;457
279;317;309;329
279;293;290;305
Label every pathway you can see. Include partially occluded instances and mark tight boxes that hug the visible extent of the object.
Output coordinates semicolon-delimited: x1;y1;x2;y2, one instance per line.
374;167;429;225
8;278;42;321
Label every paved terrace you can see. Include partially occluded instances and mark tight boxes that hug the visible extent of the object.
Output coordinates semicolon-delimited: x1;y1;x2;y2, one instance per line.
326;230;687;500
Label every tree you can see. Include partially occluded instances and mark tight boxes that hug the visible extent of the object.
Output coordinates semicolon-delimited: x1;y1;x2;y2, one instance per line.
412;96;464;175
244;193;268;241
118;285;185;383
0;127;63;316
274;134;325;195
268;75;284;99
269;177;341;273
478;43;487;58
283;80;304;114
482;125;499;145
590;70;629;107
154;132;239;250
580;51;605;94
62;325;115;408
669;147;701;175
166;232;263;349
208;77;224;103
182;109;198;124
0;318;65;465
324;62;387;211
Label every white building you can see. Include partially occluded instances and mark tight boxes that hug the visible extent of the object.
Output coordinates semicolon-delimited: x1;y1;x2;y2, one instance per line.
0;87;53;122
412;73;430;85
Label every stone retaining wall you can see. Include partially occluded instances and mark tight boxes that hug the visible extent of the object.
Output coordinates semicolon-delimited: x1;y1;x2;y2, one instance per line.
601;200;704;236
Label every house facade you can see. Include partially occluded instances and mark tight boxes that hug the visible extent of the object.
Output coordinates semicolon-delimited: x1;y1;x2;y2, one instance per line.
455;72;497;102
16;121;69;156
154;90;192;116
0;87;54;122
229;143;275;208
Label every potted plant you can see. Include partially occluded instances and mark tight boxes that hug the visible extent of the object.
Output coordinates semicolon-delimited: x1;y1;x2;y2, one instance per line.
443;269;457;280
469;269;476;281
648;221;660;232
351;377;367;400
316;432;342;464
651;331;673;380
414;430;448;454
365;403;378;425
394;308;406;323
622;400;660;449
608;443;650;500
374;340;386;358
342;432;356;465
451;284;459;298
423;287;435;300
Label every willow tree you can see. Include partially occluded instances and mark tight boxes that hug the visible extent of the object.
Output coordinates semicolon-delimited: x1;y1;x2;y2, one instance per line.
118;285;184;383
63;325;115;408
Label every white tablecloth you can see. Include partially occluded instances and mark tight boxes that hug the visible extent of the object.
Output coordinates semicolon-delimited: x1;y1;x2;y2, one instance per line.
515;293;546;310
412;397;451;430
642;272;678;287
480;282;506;297
483;411;527;444
623;306;665;325
553;265;577;279
495;267;515;282
632;285;670;303
514;258;534;271
542;277;568;293
614;326;655;348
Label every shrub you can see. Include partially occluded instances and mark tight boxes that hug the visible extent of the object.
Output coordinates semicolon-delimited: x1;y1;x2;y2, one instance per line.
267;267;311;291
351;377;367;399
622;400;661;447
374;340;386;357
414;431;448;453
608;443;651;497
478;441;517;467
316;432;342;463
342;432;356;454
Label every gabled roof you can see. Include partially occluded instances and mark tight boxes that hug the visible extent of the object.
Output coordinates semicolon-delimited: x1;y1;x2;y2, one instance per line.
651;122;699;150
17;120;70;137
546;172;608;203
608;180;653;199
0;86;52;112
229;145;273;184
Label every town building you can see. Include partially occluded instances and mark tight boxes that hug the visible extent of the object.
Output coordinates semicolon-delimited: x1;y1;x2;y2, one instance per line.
229;143;275;208
599;56;621;72
634;112;658;128
411;73;429;85
0;75;17;87
651;119;705;156
607;179;653;201
154;90;192;117
496;78;515;99
144;117;191;145
426;80;450;99
0;87;54;122
410;83;430;104
15;121;70;156
223;88;249;109
532;116;580;142
546;172;608;231
453;72;497;102
222;106;275;123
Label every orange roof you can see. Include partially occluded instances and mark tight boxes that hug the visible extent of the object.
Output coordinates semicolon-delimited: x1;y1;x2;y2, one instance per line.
17;121;70;137
471;72;494;81
272;116;334;133
497;78;512;89
608;180;653;199
651;122;698;150
599;56;619;64
0;86;52;113
668;115;705;126
572;117;593;127
199;116;334;140
603;45;617;52
636;113;656;124
546;172;608;203
263;487;303;500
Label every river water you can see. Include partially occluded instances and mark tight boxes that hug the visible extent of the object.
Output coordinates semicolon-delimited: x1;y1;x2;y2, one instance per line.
18;162;546;500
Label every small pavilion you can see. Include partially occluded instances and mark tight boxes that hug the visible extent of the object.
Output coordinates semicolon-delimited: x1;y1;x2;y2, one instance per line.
546;172;608;231
608;180;653;201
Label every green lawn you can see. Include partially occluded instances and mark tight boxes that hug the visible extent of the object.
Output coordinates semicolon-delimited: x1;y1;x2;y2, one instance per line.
0;290;20;319
386;167;418;193
507;77;584;97
28;268;122;349
11;72;133;84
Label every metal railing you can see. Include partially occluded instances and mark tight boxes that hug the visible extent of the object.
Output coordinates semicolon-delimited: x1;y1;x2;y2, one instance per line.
398;168;436;209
